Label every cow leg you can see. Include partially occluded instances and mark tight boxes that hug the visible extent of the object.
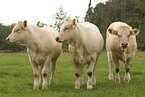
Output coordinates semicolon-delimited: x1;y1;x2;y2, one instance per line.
29;56;39;89
107;51;114;80
124;60;132;83
124;52;136;83
49;60;57;85
92;62;97;85
74;64;84;89
80;65;84;85
42;58;51;89
124;65;131;83
112;56;120;83
87;59;95;89
38;66;42;86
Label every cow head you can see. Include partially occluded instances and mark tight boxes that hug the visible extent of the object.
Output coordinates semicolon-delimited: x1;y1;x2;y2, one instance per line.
108;26;140;49
6;20;28;45
55;17;77;44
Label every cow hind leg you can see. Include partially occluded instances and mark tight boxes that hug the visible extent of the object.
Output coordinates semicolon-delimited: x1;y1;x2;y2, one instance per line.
49;60;57;85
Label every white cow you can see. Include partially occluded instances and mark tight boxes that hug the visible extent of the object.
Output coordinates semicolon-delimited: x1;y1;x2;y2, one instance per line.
106;22;140;83
56;17;104;89
6;20;62;89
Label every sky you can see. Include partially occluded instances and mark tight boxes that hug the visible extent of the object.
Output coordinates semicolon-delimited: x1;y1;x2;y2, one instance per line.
0;0;107;26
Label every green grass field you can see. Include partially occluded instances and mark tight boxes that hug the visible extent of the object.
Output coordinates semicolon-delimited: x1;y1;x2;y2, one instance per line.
0;52;144;97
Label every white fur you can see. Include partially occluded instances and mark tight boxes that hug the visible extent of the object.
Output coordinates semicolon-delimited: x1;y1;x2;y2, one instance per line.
56;18;104;89
6;21;62;89
106;22;139;83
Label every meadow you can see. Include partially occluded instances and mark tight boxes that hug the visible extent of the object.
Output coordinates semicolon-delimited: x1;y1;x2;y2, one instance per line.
0;52;144;97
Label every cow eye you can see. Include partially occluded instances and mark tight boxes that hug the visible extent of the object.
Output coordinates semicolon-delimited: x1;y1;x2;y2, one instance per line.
15;29;20;32
64;27;69;31
117;34;121;37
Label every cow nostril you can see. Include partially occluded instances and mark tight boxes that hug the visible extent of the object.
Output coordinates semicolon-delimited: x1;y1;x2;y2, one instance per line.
122;43;124;46
126;43;128;45
6;38;9;41
55;37;59;41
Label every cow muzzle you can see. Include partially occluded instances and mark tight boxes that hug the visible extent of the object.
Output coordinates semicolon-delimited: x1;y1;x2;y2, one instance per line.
121;42;128;49
6;37;10;42
55;36;64;43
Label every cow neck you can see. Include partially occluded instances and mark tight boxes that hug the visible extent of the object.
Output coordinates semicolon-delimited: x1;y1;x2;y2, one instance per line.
26;26;42;53
71;25;81;47
72;25;87;54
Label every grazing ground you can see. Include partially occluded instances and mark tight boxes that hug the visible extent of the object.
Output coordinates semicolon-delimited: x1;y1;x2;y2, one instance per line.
0;52;144;97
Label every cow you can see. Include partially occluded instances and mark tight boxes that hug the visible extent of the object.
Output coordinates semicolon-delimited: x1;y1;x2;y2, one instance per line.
6;20;62;89
106;22;140;83
55;17;104;89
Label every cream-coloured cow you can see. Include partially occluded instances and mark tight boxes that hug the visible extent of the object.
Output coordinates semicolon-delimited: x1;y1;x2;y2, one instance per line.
56;17;104;89
6;20;62;89
106;22;140;83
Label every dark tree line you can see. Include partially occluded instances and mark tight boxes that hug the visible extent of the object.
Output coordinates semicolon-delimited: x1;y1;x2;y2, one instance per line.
0;0;145;52
85;0;145;50
0;24;26;52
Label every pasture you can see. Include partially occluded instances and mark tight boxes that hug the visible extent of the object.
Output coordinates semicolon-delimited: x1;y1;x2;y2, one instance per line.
0;52;144;97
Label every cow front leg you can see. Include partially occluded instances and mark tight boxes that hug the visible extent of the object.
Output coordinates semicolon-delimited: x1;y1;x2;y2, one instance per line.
29;56;39;89
124;64;131;83
87;59;95;89
42;58;51;89
107;52;114;80
112;55;120;83
38;66;42;86
74;64;84;89
115;67;120;83
93;63;97;85
33;66;39;89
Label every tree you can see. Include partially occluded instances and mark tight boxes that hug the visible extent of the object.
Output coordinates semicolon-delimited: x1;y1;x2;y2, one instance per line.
51;5;67;32
36;21;47;27
51;5;69;51
85;0;94;23
0;24;26;52
85;0;145;50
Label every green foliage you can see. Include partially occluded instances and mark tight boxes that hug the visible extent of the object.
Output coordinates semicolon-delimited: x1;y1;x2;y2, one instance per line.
51;5;69;52
85;0;145;50
0;52;144;96
51;5;67;32
36;21;47;27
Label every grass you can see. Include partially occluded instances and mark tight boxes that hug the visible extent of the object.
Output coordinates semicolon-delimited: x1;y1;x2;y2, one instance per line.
0;52;144;97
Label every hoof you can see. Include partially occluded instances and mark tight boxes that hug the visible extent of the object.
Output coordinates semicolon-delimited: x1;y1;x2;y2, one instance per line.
87;86;93;89
42;82;48;89
109;74;114;80
34;83;39;89
115;76;120;83
49;78;55;85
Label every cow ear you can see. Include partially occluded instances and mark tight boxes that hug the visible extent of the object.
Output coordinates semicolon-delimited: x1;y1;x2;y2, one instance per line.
108;28;118;35
72;19;77;28
130;29;140;36
23;20;27;28
64;16;70;22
